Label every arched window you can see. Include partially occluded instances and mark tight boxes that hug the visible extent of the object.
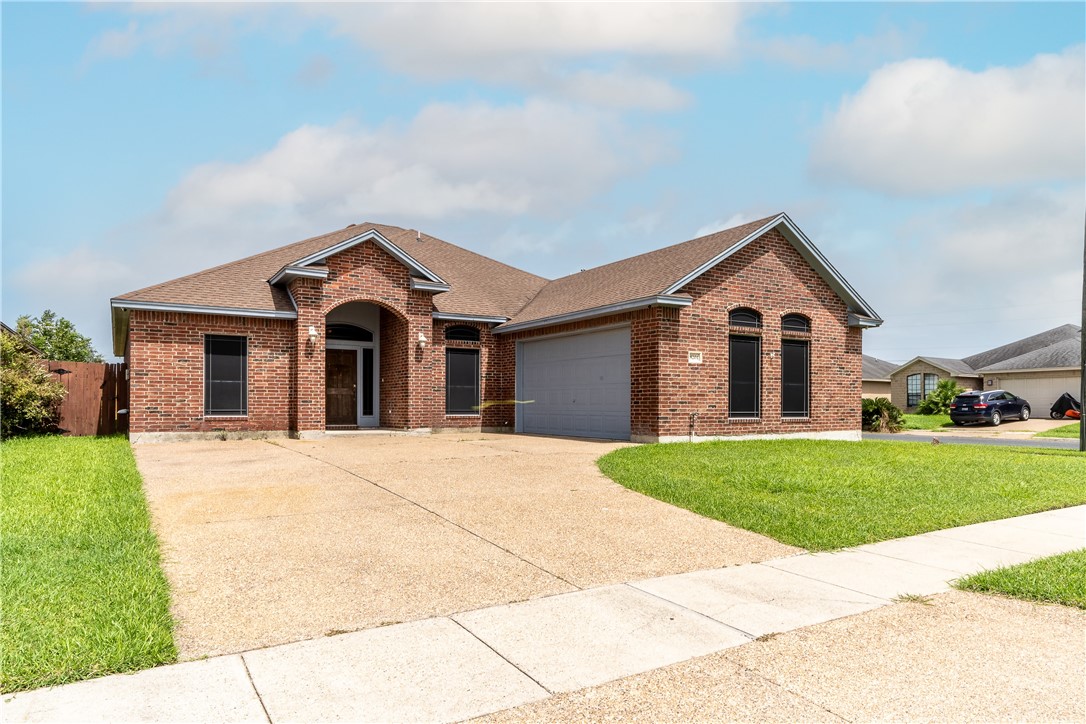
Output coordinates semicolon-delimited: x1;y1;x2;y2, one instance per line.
445;325;480;342
327;323;373;342
781;314;810;333
729;308;762;328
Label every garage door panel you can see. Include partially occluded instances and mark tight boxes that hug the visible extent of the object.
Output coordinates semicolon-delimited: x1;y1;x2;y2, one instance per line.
518;328;631;440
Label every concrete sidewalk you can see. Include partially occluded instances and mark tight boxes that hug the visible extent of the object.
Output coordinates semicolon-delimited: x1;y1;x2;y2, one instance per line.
6;506;1084;723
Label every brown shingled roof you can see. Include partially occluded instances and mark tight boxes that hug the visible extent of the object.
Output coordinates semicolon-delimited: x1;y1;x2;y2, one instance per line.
114;223;549;319
502;215;780;326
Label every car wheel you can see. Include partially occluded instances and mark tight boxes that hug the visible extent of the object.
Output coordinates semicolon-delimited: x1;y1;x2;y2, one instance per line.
990;410;1002;426
953;420;965;426
1021;406;1030;421
1051;410;1064;419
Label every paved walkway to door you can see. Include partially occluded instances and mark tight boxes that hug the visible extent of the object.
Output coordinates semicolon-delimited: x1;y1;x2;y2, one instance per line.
130;433;796;658
8;505;1083;722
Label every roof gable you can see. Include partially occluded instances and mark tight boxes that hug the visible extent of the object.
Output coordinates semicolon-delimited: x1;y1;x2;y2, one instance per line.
499;213;882;332
890;356;979;378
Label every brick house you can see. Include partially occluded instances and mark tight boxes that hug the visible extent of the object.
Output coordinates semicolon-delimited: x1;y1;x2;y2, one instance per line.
110;213;882;442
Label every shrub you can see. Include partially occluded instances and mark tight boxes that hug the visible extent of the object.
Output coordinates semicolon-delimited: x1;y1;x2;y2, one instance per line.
862;397;904;432
917;378;964;415
0;333;66;439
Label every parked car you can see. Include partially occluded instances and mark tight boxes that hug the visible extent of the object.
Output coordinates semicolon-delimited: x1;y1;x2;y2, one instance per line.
950;390;1031;426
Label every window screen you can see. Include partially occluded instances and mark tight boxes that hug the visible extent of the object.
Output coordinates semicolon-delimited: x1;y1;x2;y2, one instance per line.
781;314;810;333
729;335;760;418
907;373;921;407
446;348;480;414
729;308;762;328
781;340;809;418
205;335;247;416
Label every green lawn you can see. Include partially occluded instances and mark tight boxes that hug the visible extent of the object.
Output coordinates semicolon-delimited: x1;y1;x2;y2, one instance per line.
598;440;1086;551
956;549;1086;609
1;436;175;692
1036;422;1081;439
903;413;953;431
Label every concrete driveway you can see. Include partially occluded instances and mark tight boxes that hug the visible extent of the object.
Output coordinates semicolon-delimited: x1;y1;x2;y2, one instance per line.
136;433;796;659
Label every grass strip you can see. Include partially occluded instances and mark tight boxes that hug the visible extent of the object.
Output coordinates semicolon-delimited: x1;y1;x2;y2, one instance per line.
902;413;953;431
955;549;1086;609
1;435;175;692
598;440;1086;551
1036;422;1081;439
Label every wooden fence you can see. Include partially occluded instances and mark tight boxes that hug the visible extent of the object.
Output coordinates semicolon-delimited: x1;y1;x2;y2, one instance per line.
43;361;129;436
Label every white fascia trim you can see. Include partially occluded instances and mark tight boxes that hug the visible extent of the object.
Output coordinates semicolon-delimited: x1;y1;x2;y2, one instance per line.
495;295;691;334
663;213;883;326
411;279;451;293
268;266;329;285
288;229;447;285
848;313;882;328
110;299;298;319
432;312;509;324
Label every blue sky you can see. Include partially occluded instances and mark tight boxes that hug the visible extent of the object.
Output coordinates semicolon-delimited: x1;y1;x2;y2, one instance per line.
3;2;1084;363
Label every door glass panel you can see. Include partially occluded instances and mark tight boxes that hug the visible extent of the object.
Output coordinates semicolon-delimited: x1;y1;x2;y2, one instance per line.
362;348;374;417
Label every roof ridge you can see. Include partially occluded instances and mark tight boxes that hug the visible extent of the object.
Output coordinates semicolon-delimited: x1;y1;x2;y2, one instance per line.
388;227;549;283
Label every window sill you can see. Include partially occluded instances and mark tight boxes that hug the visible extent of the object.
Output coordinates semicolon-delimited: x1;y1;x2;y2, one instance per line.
727;417;761;423
445;414;481;418
205;415;249;419
781;416;810;422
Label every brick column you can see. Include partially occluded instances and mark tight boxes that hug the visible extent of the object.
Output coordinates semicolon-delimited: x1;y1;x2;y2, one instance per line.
290;278;325;436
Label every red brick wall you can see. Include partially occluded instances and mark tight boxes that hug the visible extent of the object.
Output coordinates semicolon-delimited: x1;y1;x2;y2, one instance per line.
492;228;860;439
658;228;859;437
125;228;862;439
127;311;294;433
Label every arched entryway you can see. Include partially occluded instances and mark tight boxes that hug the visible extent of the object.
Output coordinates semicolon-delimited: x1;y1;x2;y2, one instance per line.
325;302;380;428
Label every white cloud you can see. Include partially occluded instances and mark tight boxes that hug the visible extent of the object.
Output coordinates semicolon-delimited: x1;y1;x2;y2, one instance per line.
854;185;1084;361
164;99;667;224
810;46;1086;195
84;3;744;110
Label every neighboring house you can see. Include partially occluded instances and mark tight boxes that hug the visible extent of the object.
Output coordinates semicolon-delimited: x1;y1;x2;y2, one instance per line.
110;213;883;442
1;321;43;357
889;325;1082;412
861;355;896;400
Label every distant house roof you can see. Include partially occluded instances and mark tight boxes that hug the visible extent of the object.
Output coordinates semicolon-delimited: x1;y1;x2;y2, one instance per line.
976;333;1082;372
962;324;1081;370
891;356;979;378
891;324;1083;380
1;321;43;357
862;354;897;381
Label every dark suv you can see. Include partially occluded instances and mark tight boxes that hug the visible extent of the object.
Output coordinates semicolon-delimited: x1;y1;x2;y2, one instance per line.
950;390;1031;426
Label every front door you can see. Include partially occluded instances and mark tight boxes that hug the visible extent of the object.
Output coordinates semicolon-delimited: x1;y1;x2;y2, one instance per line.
326;348;357;426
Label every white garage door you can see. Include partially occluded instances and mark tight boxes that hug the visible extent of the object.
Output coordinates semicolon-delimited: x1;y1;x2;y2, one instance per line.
517;327;631;440
990;374;1081;413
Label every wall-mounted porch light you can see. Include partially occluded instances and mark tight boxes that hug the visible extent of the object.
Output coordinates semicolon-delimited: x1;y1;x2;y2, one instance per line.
308;325;318;343
417;331;428;348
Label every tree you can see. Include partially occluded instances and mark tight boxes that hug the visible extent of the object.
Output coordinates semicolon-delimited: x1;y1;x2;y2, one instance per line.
917;378;964;415
0;332;67;438
862;397;904;432
16;310;102;363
